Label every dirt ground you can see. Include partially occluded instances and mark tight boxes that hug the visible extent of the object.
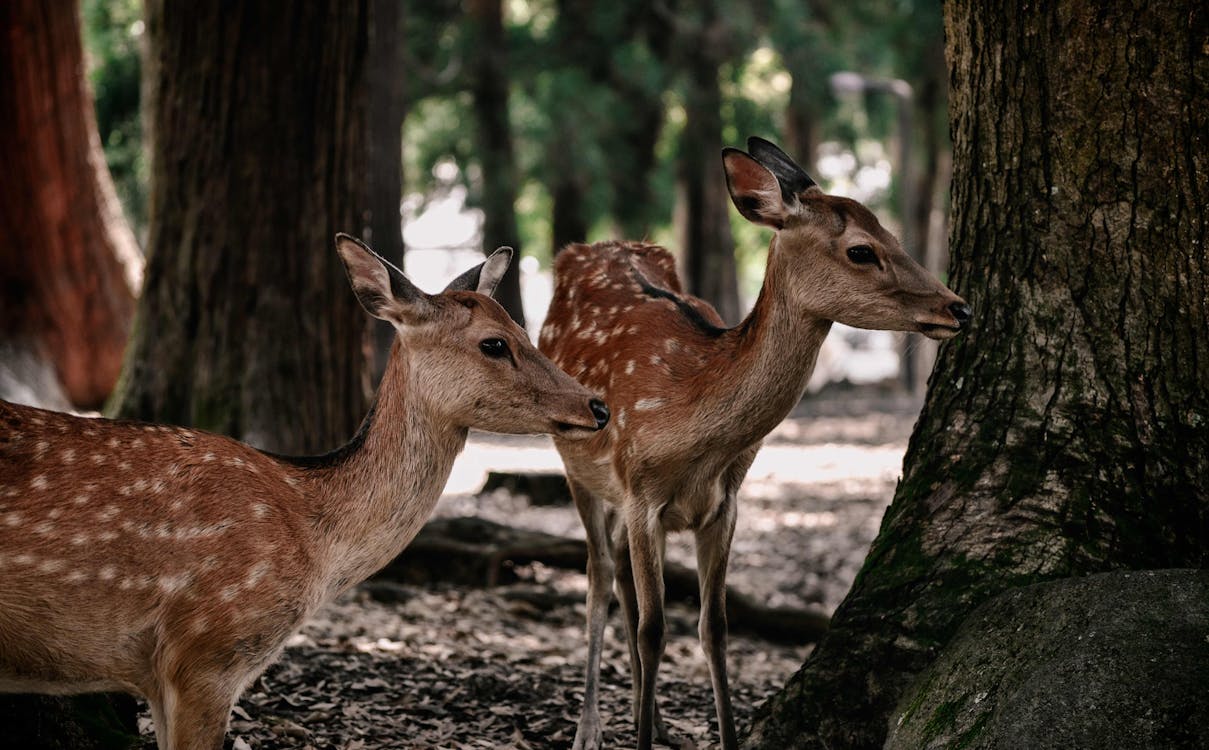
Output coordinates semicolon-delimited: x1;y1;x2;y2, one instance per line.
137;390;921;750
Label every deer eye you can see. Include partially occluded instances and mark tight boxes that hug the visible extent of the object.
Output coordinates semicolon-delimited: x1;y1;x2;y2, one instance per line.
479;338;509;358
846;245;878;265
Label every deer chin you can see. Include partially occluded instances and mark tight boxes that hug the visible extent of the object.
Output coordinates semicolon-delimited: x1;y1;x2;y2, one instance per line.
918;322;961;340
553;420;603;440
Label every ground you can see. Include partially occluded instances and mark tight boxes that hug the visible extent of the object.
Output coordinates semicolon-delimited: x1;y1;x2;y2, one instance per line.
137;389;920;750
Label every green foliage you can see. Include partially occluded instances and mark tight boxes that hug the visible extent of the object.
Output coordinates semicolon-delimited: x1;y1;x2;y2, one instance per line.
82;0;146;239
81;0;946;286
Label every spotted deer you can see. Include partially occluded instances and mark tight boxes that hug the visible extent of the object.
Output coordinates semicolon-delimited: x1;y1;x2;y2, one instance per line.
539;138;971;750
0;234;609;750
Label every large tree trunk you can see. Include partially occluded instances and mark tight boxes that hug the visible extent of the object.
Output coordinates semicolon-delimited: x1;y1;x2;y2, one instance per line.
0;0;138;411
467;0;525;327
110;1;372;455
677;4;740;324
745;2;1209;748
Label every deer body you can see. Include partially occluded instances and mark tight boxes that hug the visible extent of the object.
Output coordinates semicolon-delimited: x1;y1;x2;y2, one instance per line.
540;138;969;750
0;236;607;750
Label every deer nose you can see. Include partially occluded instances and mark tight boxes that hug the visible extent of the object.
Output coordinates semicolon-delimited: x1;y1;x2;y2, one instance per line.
948;301;973;327
589;399;610;430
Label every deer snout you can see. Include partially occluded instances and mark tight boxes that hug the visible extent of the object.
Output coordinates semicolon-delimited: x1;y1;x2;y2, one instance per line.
589;399;610;430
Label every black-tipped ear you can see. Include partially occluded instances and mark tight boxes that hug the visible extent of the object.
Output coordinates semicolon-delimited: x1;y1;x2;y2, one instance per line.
722;148;787;229
746;136;817;202
444;246;513;298
334;233;429;323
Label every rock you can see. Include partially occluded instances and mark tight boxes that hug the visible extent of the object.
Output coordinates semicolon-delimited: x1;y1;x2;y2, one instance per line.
886;569;1209;750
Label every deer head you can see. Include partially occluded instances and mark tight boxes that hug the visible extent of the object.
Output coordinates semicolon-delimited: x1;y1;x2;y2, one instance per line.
723;137;971;339
335;234;608;437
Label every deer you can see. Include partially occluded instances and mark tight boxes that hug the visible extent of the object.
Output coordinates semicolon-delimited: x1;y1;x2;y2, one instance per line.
0;234;610;750
539;137;971;750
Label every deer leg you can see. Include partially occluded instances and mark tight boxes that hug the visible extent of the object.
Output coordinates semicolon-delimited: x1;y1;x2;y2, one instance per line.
695;492;739;750
163;677;238;750
625;502;668;750
612;519;676;746
146;689;170;750
570;480;614;750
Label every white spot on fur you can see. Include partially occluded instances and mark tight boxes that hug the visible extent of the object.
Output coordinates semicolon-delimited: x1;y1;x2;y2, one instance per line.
47;508;61;520
635;398;666;411
60;448;76;464
14;553;35;565
30;475;48;491
33;521;54;535
251;503;269;519
203;452;216;462
117;461;132;471
98;530;117;542
625;360;636;375
98;566;116;581
97;505;120;521
70;533;89;546
106;437;120;449
38;559;63;574
220;584;240;602
245;561;271;588
34;440;49;456
649;355;663;367
91;454;106;465
158;573;191;593
3;512;23;526
66;570;87;584
617;409;628;428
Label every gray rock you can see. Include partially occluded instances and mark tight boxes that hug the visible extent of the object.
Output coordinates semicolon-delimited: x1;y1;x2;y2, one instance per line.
886;569;1209;750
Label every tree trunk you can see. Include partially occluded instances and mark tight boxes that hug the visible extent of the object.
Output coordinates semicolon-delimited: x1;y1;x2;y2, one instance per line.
0;0;138;411
367;0;407;380
745;2;1209;748
467;0;525;327
109;1;372;456
677;6;740;324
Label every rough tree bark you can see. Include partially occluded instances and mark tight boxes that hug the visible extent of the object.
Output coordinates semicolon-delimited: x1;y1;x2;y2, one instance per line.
109;1;373;455
745;2;1208;747
0;0;138;411
467;0;525;326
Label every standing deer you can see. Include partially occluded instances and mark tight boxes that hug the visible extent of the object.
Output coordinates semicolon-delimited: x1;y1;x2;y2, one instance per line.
539;138;971;750
0;234;609;750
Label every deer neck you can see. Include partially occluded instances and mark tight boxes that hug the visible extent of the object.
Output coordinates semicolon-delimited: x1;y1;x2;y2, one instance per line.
305;342;467;596
707;237;832;449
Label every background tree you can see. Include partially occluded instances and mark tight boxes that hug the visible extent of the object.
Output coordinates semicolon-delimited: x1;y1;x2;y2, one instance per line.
0;0;138;411
110;0;373;455
466;0;526;326
745;1;1208;747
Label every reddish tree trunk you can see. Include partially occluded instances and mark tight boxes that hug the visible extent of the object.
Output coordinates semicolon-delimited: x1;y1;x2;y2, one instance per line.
0;0;138;410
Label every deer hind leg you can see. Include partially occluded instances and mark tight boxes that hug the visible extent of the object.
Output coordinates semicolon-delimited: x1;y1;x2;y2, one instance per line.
695;492;739;750
569;479;615;750
611;515;676;746
624;499;671;750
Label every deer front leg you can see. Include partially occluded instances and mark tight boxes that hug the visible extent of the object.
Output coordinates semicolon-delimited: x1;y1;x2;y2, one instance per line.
570;480;614;750
162;675;239;750
612;518;677;746
625;501;668;750
695;493;739;750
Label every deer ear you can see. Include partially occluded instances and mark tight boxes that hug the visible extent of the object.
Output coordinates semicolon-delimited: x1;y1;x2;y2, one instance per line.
745;136;817;203
444;246;513;298
335;234;431;324
723;148;787;229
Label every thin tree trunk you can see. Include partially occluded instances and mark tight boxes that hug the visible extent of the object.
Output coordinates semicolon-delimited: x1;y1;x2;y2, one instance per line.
467;0;525;327
677;6;739;324
745;2;1209;747
368;0;407;380
0;0;138;410
110;1;372;455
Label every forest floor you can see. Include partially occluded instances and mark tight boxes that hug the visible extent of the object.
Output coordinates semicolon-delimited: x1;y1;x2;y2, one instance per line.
137;388;922;750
